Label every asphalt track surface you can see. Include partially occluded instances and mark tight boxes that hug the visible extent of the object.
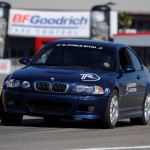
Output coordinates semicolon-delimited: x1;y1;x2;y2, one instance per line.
0;116;150;150
0;74;150;150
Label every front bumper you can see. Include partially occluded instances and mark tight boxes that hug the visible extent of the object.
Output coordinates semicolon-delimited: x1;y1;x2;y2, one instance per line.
2;89;109;120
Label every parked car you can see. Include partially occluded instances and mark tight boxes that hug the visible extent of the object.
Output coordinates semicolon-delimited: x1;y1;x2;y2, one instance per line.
1;39;150;128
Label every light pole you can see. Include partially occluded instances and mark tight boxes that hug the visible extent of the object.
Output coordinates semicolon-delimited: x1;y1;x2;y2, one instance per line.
90;3;113;41
0;2;11;58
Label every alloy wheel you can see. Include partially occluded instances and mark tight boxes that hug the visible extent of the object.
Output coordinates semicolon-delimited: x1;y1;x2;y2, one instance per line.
110;95;119;126
144;95;150;123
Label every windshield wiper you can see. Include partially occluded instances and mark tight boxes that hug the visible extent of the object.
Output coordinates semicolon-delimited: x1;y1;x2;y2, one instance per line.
46;64;64;66
31;63;104;70
31;63;62;66
31;63;47;65
63;65;99;70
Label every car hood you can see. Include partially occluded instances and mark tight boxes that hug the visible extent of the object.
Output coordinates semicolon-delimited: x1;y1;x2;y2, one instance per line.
11;66;116;84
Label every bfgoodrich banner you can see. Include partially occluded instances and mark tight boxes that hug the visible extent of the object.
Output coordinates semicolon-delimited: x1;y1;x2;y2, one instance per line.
8;9;90;38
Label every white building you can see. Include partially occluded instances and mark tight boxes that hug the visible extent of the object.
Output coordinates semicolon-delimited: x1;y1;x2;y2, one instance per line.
1;0;150;66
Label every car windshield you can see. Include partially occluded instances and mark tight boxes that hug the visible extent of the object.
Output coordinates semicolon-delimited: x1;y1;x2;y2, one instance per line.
31;43;116;71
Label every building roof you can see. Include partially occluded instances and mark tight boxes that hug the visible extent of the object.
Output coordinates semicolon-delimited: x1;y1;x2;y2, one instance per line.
114;32;150;46
1;0;150;13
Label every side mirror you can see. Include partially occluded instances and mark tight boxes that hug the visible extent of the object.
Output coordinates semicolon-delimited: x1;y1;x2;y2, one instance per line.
19;57;30;65
124;65;135;73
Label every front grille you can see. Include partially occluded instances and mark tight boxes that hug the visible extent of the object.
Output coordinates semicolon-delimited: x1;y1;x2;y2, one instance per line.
28;101;71;114
52;83;68;93
34;81;68;93
35;82;50;92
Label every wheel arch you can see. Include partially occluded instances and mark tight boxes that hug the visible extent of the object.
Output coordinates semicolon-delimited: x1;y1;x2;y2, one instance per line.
144;81;150;98
114;87;119;95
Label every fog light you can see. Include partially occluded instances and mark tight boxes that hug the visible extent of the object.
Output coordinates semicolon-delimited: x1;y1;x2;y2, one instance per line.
7;100;15;105
88;106;95;113
74;118;82;121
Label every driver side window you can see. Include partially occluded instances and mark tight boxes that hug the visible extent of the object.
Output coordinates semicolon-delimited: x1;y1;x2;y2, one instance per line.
119;48;132;71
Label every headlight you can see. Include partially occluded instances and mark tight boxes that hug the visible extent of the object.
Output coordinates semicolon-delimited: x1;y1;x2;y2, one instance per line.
22;81;31;88
14;80;22;88
72;85;104;95
7;79;14;88
7;79;31;90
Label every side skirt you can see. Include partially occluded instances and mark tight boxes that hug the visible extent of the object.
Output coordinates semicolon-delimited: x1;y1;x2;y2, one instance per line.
119;108;143;119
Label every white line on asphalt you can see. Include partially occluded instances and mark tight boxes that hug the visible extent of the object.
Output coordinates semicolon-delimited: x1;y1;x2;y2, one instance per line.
72;145;150;150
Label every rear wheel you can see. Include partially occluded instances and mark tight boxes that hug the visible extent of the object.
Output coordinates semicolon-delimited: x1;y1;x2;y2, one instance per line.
130;94;150;125
101;90;119;129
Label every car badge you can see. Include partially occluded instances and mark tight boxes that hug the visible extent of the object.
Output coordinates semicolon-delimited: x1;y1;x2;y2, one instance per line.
80;73;100;81
51;77;55;81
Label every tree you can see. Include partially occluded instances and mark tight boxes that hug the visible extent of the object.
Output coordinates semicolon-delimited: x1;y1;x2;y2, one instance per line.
118;12;132;30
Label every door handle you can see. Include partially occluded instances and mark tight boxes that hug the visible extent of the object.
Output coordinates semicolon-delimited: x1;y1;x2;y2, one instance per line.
137;75;141;80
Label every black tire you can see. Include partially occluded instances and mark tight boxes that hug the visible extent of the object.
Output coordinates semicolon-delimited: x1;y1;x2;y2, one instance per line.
0;95;23;126
1;113;23;126
130;117;142;125
0;98;4;118
43;116;61;125
101;90;119;129
130;94;150;125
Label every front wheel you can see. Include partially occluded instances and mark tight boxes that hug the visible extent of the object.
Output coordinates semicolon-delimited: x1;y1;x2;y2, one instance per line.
130;94;150;125
101;90;119;129
0;94;23;126
1;113;23;126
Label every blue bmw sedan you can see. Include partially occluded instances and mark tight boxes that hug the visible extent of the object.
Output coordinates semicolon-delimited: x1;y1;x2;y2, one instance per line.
1;39;150;128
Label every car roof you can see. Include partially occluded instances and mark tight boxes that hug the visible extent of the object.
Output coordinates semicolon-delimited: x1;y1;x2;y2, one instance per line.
49;39;128;49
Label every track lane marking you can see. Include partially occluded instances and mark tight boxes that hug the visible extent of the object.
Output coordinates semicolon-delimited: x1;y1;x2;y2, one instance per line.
72;145;150;150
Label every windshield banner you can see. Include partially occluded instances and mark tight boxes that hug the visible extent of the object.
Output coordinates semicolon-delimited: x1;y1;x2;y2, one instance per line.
8;9;90;38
